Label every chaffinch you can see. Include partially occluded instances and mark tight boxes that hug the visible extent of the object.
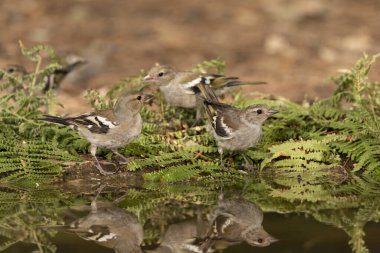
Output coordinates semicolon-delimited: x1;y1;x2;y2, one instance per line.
0;54;86;93
0;64;28;77
42;54;87;93
65;192;144;253
147;213;210;253
39;92;154;175
200;197;277;252
198;80;278;168
0;64;28;91
143;65;265;121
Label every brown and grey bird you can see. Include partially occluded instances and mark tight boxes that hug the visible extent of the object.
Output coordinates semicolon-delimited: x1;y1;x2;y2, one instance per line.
39;92;153;175
0;54;86;93
199;197;277;252
0;64;28;91
64;191;144;253
198;81;277;168
143;65;265;121
147;214;210;253
0;64;28;78
42;53;87;93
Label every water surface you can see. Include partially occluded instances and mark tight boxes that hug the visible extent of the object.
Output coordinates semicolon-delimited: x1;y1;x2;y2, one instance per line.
0;173;379;253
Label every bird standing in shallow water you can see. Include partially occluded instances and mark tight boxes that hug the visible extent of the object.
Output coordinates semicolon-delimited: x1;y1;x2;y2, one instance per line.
39;92;153;175
143;64;265;122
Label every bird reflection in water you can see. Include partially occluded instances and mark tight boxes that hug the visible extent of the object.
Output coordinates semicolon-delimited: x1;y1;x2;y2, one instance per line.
199;195;278;252
62;188;277;253
62;187;144;253
146;209;209;253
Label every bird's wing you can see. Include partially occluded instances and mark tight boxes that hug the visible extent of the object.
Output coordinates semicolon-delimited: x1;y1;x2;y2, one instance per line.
39;110;118;134
68;224;117;242
206;75;238;89
71;110;119;134
178;72;262;96
213;214;235;235
177;72;205;94
211;76;266;89
194;213;236;253
179;73;223;93
181;73;259;89
203;99;240;138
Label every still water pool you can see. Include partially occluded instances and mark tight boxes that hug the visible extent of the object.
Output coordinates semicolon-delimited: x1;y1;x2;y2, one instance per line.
0;173;379;253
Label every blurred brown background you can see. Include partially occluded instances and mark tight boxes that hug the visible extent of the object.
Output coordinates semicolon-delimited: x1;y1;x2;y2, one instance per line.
1;0;380;113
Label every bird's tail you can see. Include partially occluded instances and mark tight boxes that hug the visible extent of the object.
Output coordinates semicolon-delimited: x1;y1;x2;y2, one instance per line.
224;79;266;88
38;115;71;126
207;75;266;88
197;77;220;101
197;78;219;123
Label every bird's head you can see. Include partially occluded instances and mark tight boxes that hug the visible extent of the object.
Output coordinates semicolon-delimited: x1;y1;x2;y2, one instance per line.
0;64;27;80
243;227;278;247
243;104;278;125
114;93;154;117
114;92;154;117
143;65;176;86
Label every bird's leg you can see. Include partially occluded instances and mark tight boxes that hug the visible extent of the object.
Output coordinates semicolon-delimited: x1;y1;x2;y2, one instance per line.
241;153;253;173
91;185;107;213
192;104;204;127
195;206;204;238
90;145;114;175
113;192;129;205
218;147;226;169
111;149;129;164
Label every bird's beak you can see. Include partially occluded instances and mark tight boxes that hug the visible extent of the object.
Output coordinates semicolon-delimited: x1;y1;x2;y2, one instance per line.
269;236;279;243
268;109;278;115
141;93;154;104
143;74;153;82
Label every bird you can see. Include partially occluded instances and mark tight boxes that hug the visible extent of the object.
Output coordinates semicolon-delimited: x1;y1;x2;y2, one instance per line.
63;187;145;253
199;197;278;252
198;80;278;168
143;64;265;122
39;92;154;175
0;64;28;92
42;53;87;93
0;64;28;78
62;40;112;85
146;208;210;253
0;54;86;94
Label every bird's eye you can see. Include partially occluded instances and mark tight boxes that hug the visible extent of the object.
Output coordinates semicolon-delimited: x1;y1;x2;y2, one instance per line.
158;72;164;77
136;95;142;100
8;68;14;73
257;238;263;243
256;109;263;114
